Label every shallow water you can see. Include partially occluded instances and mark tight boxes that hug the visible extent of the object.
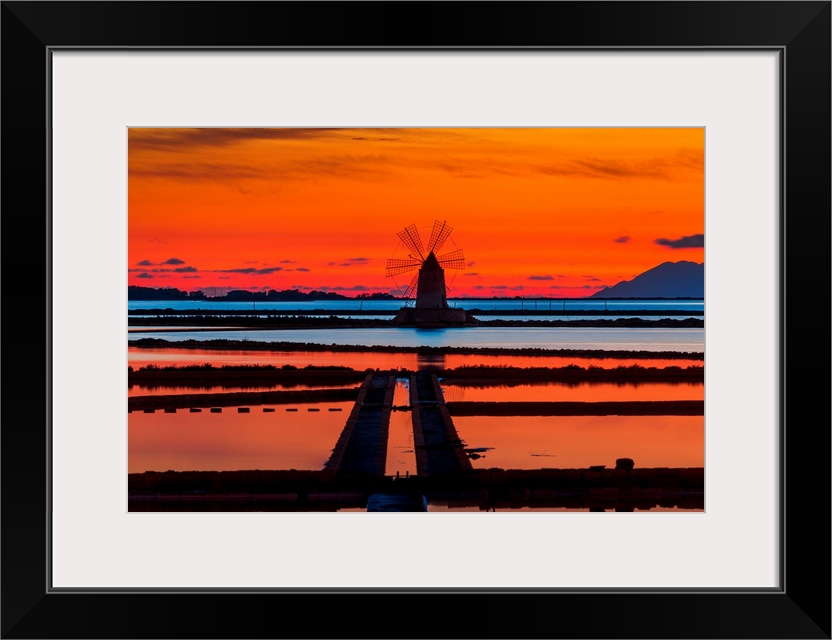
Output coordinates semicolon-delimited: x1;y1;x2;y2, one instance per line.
128;347;701;372
128;326;704;353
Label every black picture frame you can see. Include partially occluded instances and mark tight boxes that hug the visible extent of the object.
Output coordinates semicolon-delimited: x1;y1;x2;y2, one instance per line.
2;2;829;638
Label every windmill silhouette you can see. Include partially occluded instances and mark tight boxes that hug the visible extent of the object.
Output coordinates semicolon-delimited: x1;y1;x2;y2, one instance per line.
386;220;474;326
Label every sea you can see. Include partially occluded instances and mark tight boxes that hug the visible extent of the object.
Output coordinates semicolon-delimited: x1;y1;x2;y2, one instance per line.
128;298;705;353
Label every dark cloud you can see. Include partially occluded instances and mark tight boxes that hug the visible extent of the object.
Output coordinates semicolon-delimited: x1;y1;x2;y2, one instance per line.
295;267;310;272
473;285;485;290
655;233;704;249
130;162;270;182
137;257;187;267
182;275;201;279
136;273;153;279
584;276;602;282
614;236;631;244
352;136;402;142
280;260;297;264
348;257;370;263
463;272;479;277
134;266;199;274
466;261;476;267
128;128;345;153
676;148;704;171
537;157;681;180
327;262;337;266
130;151;392;184
214;266;284;275
529;275;553;281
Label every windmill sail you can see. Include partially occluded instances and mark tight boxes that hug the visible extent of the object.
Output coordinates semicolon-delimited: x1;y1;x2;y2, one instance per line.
436;249;465;270
427;220;453;254
385;258;423;277
397;224;425;261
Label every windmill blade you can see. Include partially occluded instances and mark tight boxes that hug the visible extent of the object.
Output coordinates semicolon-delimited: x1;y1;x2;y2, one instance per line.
436;248;465;270
427;220;453;254
403;273;419;299
397;224;425;261
386;258;422;277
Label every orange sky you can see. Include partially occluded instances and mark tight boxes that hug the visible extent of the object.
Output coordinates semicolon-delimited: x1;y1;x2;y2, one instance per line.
128;128;703;298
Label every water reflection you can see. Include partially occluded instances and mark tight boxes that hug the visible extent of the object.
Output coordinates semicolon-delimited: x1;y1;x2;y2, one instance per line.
440;381;704;402
129;347;700;371
128;326;704;352
128;382;358;397
385;379;417;477
128;402;351;473
452;415;703;469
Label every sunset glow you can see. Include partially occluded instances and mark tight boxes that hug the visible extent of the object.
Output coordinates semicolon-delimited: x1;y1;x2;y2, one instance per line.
128;127;704;298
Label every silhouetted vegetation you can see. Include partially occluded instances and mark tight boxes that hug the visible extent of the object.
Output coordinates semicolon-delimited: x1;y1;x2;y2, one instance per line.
129;337;704;360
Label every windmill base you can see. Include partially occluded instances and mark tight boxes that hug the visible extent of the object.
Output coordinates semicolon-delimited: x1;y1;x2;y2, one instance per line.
394;307;475;327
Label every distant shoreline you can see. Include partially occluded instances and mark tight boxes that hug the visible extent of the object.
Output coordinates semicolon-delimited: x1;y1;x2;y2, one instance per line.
127;316;704;330
128;307;703;316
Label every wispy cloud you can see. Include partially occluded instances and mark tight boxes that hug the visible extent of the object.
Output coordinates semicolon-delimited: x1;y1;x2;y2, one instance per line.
214;266;284;275
529;274;553;281
337;257;371;267
538;158;670;180
128;128;345;153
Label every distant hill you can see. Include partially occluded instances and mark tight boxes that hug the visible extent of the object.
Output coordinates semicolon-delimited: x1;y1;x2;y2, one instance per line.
590;261;704;298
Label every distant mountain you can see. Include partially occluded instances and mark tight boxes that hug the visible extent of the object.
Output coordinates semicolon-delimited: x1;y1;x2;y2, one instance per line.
590;261;704;298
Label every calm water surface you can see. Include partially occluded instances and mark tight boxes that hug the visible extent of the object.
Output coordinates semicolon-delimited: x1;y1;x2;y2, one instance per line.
129;378;703;474
129;346;701;371
129;326;704;352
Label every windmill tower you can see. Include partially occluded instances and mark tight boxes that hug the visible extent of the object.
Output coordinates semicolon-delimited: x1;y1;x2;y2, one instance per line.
385;221;475;326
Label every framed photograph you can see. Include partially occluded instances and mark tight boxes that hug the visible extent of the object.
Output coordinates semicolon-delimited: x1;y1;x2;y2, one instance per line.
3;2;829;638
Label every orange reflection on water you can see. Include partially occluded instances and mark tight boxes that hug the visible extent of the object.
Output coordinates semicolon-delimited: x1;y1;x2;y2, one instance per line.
385;380;418;477
440;382;703;403
453;415;703;470
128;347;699;371
128;383;357;397
128;402;351;473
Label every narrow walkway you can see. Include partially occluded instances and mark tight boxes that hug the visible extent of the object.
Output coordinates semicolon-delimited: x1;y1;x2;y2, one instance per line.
410;372;473;477
323;372;396;477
